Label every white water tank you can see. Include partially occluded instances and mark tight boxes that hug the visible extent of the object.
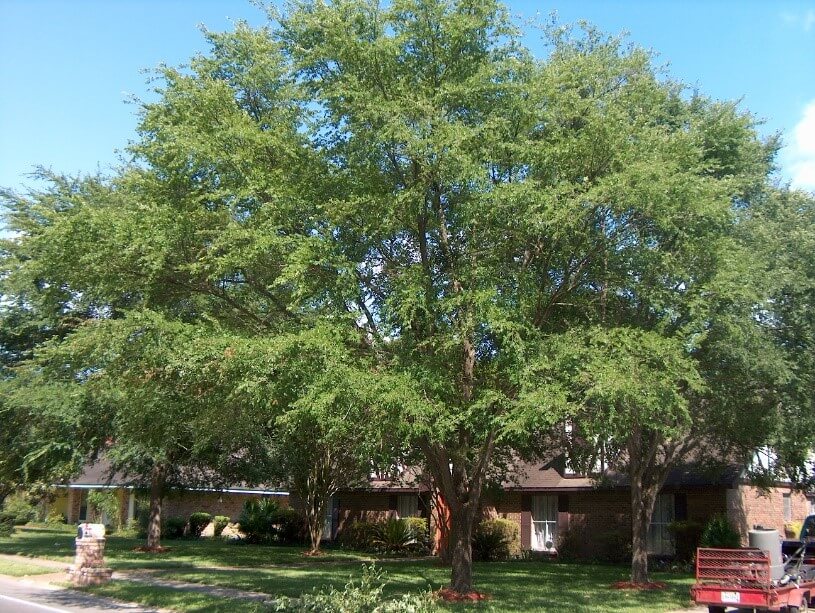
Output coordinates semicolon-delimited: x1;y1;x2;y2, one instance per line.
748;528;784;581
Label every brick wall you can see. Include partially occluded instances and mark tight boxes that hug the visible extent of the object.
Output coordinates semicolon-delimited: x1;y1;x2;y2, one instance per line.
335;492;397;535
734;485;812;541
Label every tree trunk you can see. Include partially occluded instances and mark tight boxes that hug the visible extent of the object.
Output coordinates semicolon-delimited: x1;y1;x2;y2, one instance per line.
449;505;477;593
630;477;658;584
305;501;325;555
146;464;165;550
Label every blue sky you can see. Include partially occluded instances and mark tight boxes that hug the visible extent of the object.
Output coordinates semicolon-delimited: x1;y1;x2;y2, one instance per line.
2;0;814;197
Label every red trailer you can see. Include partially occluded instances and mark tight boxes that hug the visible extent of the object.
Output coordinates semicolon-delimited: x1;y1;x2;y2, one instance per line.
691;548;814;612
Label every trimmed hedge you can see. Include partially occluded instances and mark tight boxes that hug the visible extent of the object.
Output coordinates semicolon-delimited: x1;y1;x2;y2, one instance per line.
472;518;521;561
188;512;212;538
213;515;230;537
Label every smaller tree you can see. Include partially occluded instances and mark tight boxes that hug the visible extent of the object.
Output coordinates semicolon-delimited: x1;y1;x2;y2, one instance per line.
526;327;704;583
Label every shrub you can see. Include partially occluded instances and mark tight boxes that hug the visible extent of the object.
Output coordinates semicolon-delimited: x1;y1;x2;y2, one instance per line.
1;492;37;526
668;520;705;562
276;508;305;544
472;518;521;561
338;520;379;551
87;490;121;528
239;497;281;543
188;512;212;538
555;525;585;561
117;518;140;538
272;564;438;612
163;516;187;539
371;518;415;554
45;510;67;526
595;528;632;564
700;515;741;549
213;515;230;537
0;511;15;537
404;517;430;554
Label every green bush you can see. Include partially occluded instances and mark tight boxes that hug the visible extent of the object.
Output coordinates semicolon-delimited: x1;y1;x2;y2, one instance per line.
188;512;212;538
239;497;281;543
163;516;187;539
87;490;121;528
473;518;521;561
0;511;15;537
404;517;431;554
272;564;438;612
338;520;379;551
45;510;66;526
1;492;37;526
213;515;230;537
371;518;415;554
700;515;741;549
668;520;705;562
276;507;305;544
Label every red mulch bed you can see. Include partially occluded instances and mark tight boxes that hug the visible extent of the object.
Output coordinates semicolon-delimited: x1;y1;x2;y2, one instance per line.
132;546;172;553
436;588;491;602
610;581;667;590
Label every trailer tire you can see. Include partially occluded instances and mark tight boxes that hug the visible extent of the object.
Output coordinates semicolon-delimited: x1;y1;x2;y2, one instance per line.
707;607;726;613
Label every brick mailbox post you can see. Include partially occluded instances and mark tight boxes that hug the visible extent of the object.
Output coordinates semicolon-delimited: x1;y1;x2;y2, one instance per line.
68;523;113;586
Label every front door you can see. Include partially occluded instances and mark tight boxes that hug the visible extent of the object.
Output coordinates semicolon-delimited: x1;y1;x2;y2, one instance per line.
531;494;558;552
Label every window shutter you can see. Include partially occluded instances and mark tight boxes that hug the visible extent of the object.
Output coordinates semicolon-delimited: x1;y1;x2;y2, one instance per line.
557;494;569;513
520;494;532;550
674;493;687;522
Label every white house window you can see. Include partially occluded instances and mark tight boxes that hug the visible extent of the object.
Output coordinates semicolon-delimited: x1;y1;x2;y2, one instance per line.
784;493;792;522
531;495;558;552
323;495;335;541
648;493;675;556
397;494;419;518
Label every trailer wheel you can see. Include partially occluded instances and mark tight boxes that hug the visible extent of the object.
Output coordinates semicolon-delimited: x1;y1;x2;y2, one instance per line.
707;607;726;613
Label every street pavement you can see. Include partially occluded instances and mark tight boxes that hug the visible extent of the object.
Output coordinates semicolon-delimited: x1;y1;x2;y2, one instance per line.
0;575;160;613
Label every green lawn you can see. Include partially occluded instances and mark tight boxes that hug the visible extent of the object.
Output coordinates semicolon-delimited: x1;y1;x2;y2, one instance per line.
1;527;696;612
0;559;59;577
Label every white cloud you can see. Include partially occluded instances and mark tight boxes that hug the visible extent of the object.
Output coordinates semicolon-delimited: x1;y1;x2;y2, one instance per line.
786;101;815;191
781;9;815;31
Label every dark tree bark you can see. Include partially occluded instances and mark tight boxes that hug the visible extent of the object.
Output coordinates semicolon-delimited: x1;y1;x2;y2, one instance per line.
146;463;166;550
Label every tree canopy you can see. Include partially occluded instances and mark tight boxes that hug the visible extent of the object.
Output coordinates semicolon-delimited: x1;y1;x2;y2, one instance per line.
1;0;812;592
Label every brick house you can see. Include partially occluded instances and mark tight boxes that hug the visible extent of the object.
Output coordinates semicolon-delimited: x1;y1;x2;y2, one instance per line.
54;458;814;558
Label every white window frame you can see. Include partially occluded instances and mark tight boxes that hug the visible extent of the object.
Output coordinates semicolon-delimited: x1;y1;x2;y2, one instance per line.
647;493;675;556
531;495;558;552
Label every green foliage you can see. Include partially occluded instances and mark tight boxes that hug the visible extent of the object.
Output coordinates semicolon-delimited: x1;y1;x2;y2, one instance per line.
86;489;120;528
275;508;305;544
212;515;230;537
188;512;212;538
1;492;37;526
44;509;66;526
403;517;431;555
700;515;741;549
371;518;416;554
472;519;521;561
338;520;379;552
0;512;14;537
163;516;187;540
273;564;438;613
668;521;704;562
239;498;280;544
238;498;303;544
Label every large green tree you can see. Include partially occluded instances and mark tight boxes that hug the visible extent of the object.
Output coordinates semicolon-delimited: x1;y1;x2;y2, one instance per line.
1;0;798;593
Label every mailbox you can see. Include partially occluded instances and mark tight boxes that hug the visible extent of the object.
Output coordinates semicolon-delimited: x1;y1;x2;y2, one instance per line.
77;522;106;539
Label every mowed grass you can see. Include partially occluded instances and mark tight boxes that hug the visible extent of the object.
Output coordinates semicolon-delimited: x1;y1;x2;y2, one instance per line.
1;527;696;612
0;559;59;577
158;560;696;612
0;525;371;569
86;581;269;612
